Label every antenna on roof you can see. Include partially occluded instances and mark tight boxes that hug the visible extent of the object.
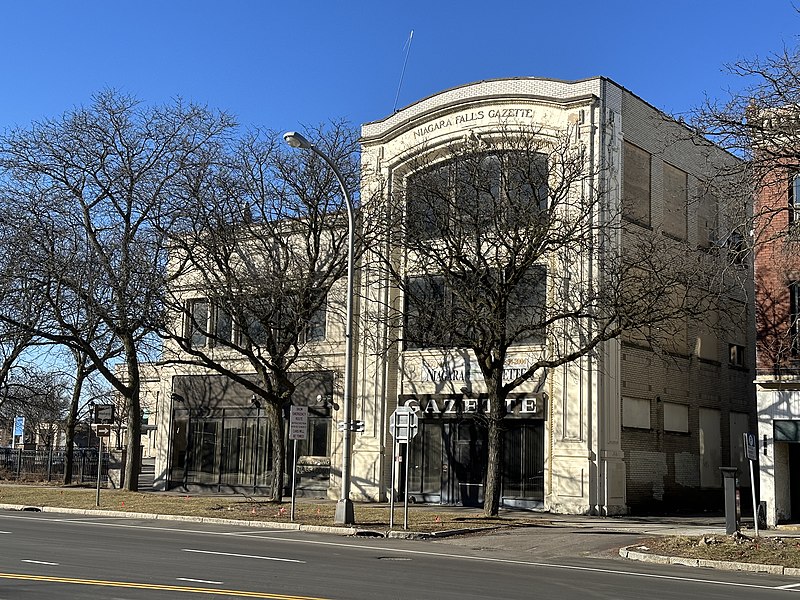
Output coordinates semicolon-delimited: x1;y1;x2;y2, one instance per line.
393;30;414;113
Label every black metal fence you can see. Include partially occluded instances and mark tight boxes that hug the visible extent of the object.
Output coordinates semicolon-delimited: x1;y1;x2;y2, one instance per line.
0;448;108;484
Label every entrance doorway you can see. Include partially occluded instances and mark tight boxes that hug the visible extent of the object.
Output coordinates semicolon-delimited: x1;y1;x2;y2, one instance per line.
790;444;800;520
407;418;544;507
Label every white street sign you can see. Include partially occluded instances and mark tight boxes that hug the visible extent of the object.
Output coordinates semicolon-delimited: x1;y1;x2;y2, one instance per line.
289;406;308;441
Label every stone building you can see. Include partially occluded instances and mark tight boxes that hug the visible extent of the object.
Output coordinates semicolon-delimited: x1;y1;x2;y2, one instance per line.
144;77;754;515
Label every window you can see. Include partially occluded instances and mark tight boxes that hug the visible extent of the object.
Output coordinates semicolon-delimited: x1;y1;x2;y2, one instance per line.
622;141;651;226
663;402;689;433
663;163;688;240
187;299;209;347
790;173;800;224
186;300;240;348
403;267;547;349
696;191;718;250
728;343;745;367
214;305;234;344
405;151;549;241
622;397;651;429
726;229;748;266
791;281;800;355
301;305;327;343
243;296;327;347
404;275;450;348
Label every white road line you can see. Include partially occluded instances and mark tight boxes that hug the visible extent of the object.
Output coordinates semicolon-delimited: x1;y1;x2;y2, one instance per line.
0;531;11;534
182;548;305;564
21;560;59;566
1;512;796;593
776;583;800;590
176;577;223;585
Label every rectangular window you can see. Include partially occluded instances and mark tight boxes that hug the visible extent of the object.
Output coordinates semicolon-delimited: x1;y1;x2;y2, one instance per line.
791;282;800;355
623;141;651;226
301;304;327;343
790;173;800;224
506;266;547;344
406;163;451;240
242;296;326;347
622;397;651;429
403;268;547;349
728;343;745;367
187;299;209;347
404;275;450;349
663;163;688;240
405;151;549;241
214;304;234;345
726;229;748;266
696;191;718;250
664;402;689;433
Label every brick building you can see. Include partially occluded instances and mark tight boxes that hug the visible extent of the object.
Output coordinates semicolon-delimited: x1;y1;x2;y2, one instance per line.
755;163;800;526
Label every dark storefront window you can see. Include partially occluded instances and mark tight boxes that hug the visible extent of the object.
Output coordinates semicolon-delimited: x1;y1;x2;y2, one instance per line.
170;408;271;491
187;419;221;484
407;415;544;507
168;372;334;494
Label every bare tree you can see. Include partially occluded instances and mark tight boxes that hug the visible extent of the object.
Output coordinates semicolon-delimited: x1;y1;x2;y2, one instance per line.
160;122;361;501
0;90;235;489
0;202;51;414
691;43;800;373
377;127;739;516
0;370;70;448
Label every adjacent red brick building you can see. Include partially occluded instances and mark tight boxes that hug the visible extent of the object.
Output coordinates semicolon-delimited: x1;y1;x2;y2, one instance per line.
755;164;800;526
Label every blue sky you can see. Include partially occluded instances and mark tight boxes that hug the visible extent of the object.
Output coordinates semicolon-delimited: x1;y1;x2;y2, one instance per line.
1;1;798;133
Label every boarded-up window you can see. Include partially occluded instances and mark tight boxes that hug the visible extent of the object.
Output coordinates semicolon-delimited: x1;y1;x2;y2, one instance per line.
622;397;651;429
623;141;651;225
663;163;688;240
664;402;689;433
699;408;722;488
696;191;718;249
694;301;719;361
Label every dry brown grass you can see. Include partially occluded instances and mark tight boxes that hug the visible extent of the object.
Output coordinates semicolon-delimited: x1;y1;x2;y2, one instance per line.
0;484;536;533
635;534;800;568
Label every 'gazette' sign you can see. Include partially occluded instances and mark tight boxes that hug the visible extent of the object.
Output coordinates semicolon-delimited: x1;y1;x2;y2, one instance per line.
403;394;545;419
412;107;537;140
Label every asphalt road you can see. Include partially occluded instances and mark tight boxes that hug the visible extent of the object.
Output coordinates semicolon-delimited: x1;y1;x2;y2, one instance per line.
0;511;799;599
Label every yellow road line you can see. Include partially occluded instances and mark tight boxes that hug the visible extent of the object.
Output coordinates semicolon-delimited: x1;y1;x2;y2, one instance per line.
0;572;328;599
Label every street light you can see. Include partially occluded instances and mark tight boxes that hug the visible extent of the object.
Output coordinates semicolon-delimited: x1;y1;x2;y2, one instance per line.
283;131;356;525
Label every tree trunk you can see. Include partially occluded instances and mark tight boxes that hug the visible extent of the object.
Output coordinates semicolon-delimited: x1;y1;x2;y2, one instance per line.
483;367;506;517
264;401;285;502
122;335;142;492
484;416;503;516
63;362;85;485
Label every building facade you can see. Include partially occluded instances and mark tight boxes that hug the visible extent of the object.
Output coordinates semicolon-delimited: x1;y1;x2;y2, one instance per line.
755;164;800;526
145;77;754;515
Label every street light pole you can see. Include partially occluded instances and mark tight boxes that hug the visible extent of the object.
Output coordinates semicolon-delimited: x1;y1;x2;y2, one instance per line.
283;131;356;525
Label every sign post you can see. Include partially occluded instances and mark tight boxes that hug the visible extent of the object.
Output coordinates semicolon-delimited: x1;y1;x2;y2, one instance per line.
743;432;759;537
13;416;24;449
289;406;308;521
388;406;419;530
93;424;111;506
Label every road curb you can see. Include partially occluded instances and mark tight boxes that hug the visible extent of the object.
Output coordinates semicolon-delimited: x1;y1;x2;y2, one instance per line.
620;545;790;575
0;504;384;537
